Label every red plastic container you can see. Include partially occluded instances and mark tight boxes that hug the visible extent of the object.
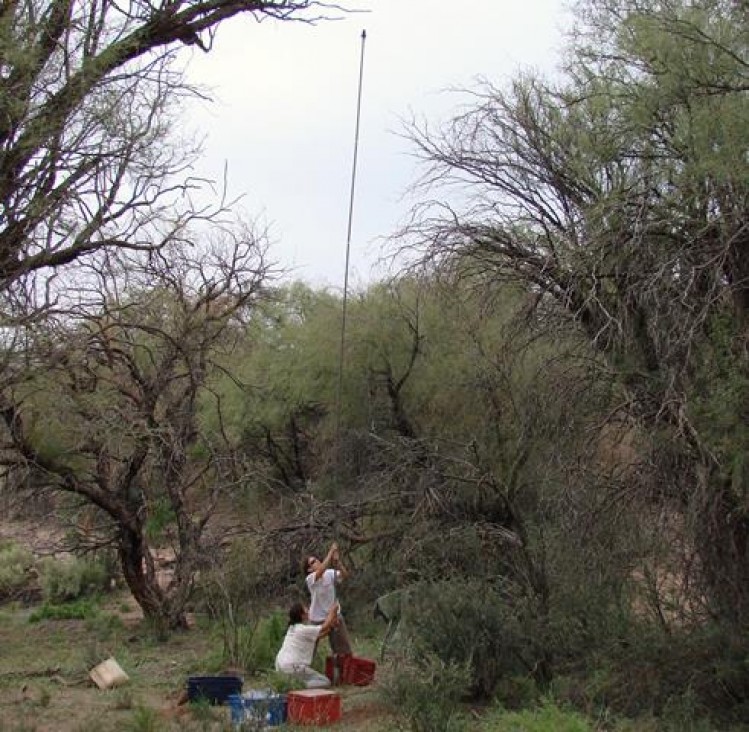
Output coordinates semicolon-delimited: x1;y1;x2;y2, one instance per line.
343;656;376;686
287;689;341;726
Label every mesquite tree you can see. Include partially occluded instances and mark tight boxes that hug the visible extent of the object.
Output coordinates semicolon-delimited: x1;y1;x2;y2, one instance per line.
402;0;749;629
0;0;341;626
0;0;335;311
2;231;272;628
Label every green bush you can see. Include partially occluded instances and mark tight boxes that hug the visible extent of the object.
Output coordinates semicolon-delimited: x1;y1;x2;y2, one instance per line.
29;597;99;622
0;541;35;599
494;674;541;710
398;580;538;699
379;651;470;732
38;555;113;603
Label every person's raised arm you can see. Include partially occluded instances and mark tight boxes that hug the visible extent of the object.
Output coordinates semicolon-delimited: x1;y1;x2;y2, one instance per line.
333;546;350;581
313;541;338;581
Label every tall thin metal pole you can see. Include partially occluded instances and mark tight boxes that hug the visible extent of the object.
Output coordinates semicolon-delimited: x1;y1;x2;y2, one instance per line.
336;29;367;442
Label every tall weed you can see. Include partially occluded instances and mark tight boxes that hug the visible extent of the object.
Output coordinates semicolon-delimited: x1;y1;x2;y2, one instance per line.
235;611;287;674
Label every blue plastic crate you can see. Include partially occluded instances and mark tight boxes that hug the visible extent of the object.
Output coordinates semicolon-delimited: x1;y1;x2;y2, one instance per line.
228;690;287;727
186;675;243;705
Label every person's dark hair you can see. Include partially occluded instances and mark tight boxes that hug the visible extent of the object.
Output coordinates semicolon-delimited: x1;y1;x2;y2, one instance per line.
288;602;306;627
301;556;314;576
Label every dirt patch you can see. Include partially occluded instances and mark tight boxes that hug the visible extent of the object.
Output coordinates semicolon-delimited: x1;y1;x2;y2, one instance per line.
0;519;69;557
340;697;395;728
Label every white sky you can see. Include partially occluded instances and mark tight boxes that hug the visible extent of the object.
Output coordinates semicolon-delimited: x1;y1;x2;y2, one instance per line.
185;0;571;291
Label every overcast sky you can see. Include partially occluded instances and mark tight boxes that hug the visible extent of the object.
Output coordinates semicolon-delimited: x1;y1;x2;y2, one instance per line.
185;0;571;291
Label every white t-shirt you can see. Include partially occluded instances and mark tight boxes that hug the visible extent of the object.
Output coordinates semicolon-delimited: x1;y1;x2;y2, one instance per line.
306;568;340;622
275;623;322;669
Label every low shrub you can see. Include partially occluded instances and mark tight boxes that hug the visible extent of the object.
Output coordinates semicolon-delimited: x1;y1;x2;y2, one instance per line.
397;579;540;699
38;555;114;603
0;540;35;600
379;651;471;732
29;597;99;622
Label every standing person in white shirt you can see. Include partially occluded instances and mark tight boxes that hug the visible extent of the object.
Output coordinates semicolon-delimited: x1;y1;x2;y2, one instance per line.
303;541;353;663
275;601;340;688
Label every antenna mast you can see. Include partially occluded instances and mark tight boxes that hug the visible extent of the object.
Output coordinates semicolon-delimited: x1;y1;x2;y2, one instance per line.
335;29;367;443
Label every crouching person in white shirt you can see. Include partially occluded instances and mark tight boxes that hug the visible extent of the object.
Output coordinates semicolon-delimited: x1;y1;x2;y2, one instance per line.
275;600;340;688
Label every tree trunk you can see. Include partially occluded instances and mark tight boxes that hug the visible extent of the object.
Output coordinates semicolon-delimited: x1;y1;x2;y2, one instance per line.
695;463;749;628
118;526;188;631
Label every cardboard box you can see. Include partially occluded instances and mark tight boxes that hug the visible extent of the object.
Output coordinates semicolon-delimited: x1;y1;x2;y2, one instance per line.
89;658;129;689
287;688;341;725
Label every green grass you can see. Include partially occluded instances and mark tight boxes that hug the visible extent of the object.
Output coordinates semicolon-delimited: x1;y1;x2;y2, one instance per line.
478;699;593;731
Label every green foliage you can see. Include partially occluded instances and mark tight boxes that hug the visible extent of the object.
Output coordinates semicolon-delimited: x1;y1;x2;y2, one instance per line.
398;580;539;700
196;611;287;678
195;537;290;673
660;687;714;732
38;555;113;603
379;652;471;732
238;612;288;676
493;675;541;711
479;699;593;732
144;498;176;541
690;312;749;469
0;541;35;599
28;597;99;622
547;623;749;728
256;669;306;694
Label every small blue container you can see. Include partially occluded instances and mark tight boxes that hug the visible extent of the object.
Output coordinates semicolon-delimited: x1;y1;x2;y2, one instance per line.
228;690;287;727
186;675;243;705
